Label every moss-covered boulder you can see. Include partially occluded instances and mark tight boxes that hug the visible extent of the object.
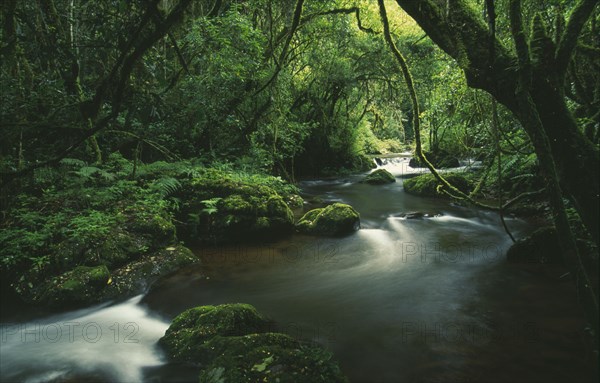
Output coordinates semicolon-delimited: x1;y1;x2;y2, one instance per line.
159;304;347;383
177;173;296;243
198;333;347;383
408;150;460;169
159;303;271;362
403;172;473;198
296;203;360;236
29;244;197;306
100;244;197;301
35;265;110;305
124;207;176;243
506;227;562;264
362;169;396;184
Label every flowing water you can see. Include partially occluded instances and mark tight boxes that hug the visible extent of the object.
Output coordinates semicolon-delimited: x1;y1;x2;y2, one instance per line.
1;158;596;382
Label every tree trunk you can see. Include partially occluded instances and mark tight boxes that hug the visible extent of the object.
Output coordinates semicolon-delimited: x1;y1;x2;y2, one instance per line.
394;0;599;244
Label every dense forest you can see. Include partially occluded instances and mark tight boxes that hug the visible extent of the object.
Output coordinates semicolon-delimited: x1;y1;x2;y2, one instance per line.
0;0;598;382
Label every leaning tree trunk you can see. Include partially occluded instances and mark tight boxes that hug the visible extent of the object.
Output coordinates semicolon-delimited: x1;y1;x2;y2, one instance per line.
394;0;599;245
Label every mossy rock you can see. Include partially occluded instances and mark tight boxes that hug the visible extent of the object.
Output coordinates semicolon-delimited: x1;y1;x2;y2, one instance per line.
159;304;348;383
35;265;110;305
403;172;473;198
409;150;460;169
159;303;271;362
96;231;151;268
285;194;305;209
198;333;347;383
179;178;294;243
125;209;176;243
296;203;360;236
100;244;198;301
362;169;396;184
506;227;563;264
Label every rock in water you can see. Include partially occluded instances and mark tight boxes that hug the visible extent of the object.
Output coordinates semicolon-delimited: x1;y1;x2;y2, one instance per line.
296;203;360;236
159;303;348;383
506;227;562;264
362;169;396;184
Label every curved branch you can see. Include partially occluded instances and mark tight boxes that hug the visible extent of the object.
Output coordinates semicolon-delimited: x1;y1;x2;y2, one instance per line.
378;0;497;211
556;0;599;74
302;7;377;34
0;0;191;188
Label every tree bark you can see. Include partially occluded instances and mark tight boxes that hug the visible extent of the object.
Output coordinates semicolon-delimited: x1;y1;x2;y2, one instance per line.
394;0;599;244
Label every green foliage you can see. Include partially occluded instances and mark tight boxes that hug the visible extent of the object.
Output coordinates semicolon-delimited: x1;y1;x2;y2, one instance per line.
149;177;182;198
201;197;222;215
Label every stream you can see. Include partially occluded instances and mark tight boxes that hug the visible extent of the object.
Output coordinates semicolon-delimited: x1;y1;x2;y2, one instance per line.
1;158;596;383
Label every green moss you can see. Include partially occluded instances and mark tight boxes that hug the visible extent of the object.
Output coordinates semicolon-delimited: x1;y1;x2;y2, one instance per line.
36;265;110;305
199;333;347;383
403;173;473;198
160;304;348;383
128;212;176;242
100;244;197;301
97;231;150;268
362;169;396;184
159;303;271;362
297;203;360;236
286;194;304;209
219;194;253;214
180;176;294;243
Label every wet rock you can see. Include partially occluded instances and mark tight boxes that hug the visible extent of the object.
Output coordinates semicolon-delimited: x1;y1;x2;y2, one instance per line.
100;244;198;301
159;303;271;362
403;173;473;198
198;333;347;383
159;304;348;383
296;203;360;236
177;175;295;243
506;227;562;264
31;244;198;307
35;265;110;305
361;169;396;185
394;212;443;219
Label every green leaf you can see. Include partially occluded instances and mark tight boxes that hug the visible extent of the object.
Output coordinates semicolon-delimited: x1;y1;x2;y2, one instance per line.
251;355;274;372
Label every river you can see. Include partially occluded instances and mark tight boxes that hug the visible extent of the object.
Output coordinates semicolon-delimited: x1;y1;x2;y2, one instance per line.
1;158;596;382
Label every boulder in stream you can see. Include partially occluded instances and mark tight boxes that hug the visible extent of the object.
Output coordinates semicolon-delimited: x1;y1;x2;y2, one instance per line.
403;173;473;198
177;170;296;243
159;303;347;383
296;203;360;236
361;169;396;185
35;265;111;305
160;303;271;362
506;227;563;264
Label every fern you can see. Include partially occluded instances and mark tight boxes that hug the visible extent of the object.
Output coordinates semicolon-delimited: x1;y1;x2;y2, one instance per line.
201;197;222;215
73;166;96;177
59;158;87;168
71;166;116;181
150;177;182;197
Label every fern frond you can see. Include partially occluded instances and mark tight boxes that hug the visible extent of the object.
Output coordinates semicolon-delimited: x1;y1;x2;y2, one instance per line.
150;177;182;197
74;166;102;179
60;158;87;168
